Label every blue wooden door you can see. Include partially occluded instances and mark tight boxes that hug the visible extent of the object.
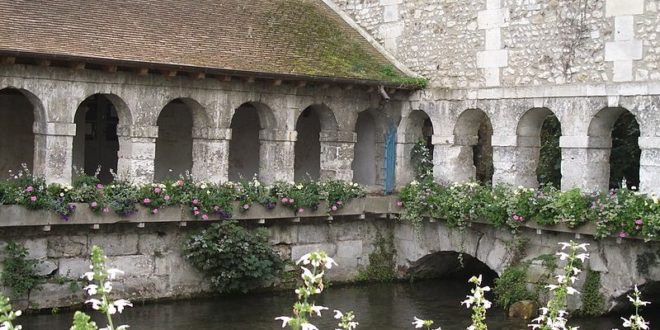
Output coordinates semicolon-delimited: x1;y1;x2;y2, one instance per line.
384;122;397;194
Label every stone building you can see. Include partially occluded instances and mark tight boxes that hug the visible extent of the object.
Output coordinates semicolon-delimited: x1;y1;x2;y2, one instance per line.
2;0;660;194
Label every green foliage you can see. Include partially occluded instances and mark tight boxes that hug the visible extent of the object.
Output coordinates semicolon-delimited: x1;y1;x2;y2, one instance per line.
636;249;660;277
411;140;433;182
0;294;22;330
493;263;537;309
579;270;605;316
399;181;660;241
1;241;42;297
71;311;98;330
537;116;562;188
357;231;396;282
183;221;283;293
610;112;641;189
321;180;366;213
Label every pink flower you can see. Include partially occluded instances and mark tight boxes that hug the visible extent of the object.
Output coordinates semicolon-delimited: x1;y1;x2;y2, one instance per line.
289;198;295;204
337;200;343;205
243;204;250;210
213;205;220;212
618;231;627;238
154;187;162;194
25;186;33;193
103;207;110;213
176;180;184;187
298;208;304;213
143;198;151;204
96;183;104;189
193;210;200;216
281;197;289;204
90;201;98;208
192;199;199;205
331;205;337;211
202;214;209;220
635;219;643;226
30;196;37;202
396;201;403;207
152;208;159;214
164;195;171;201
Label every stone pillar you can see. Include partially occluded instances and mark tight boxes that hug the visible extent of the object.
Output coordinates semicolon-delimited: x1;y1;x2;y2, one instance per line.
116;125;158;184
259;129;296;184
395;132;416;187
33;122;76;184
491;135;540;188
638;137;660;195
433;134;477;185
560;136;611;192
191;127;231;184
319;130;356;182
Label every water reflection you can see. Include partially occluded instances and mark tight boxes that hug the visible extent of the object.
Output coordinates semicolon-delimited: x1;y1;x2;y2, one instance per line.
21;280;644;329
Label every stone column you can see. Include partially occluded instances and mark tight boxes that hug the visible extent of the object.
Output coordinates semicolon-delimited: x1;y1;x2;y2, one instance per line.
33;122;76;184
433;134;477;185
491;135;540;188
395;132;416;187
116;125;158;184
638;137;660;195
319;130;356;182
259;129;296;184
560;136;611;192
191;127;232;184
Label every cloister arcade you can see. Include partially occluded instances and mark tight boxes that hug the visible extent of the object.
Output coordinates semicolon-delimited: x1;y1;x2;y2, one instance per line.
0;67;657;195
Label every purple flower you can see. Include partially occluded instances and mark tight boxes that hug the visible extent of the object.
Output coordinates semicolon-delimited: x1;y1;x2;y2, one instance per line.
154;187;162;194
192;199;199;205
281;197;289;204
331;205;338;211
143;198;151;204
164;195;171;201
96;183;104;189
243;204;250;210
25;186;33;193
90;201;98;208
635;219;643;226
289;198;295;204
152;208;159;214
618;231;627;238
298;208;304;214
193;210;200;216
202;214;209;220
30;196;37;202
337;200;343;205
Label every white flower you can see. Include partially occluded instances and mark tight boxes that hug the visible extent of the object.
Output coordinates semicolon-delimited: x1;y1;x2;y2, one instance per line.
310;305;328;317
558;242;571;250
334;310;343;319
84;284;98;295
566;287;580;295
301;322;318;330
412;317;425;328
86;298;102;310
556;252;569;260
107;268;124;280
546;284;559;291
275;316;292;328
324;256;338;269
113;299;132;313
104;281;113;293
82;271;95;281
575;253;589;262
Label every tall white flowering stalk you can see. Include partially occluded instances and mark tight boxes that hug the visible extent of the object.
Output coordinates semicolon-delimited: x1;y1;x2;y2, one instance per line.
0;295;22;330
412;317;439;330
276;251;345;330
462;275;491;330
529;241;589;330
334;310;359;330
620;285;651;330
77;246;132;330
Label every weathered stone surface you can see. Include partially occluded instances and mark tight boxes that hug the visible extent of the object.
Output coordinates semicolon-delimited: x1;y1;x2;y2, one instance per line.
48;235;87;258
58;257;91;279
106;255;155;277
89;232;138;256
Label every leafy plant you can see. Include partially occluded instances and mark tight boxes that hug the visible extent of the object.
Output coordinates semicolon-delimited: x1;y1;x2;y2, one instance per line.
183;221;283;293
493;263;537;309
410;140;433;182
1;241;42;298
579;270;604;316
357;232;396;282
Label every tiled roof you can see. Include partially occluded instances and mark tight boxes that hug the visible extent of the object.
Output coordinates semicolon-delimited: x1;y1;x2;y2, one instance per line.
0;0;419;85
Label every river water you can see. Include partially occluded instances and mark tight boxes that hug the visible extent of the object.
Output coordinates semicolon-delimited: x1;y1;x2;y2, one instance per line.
20;280;649;329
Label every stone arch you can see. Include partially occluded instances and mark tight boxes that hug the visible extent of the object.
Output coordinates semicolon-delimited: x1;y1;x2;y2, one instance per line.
588;107;641;189
395;109;434;186
73;94;127;183
453;108;493;184
352;110;378;186
516;108;562;187
0;87;44;175
228;102;277;181
154;98;197;181
407;251;499;284
156;97;211;131
294;104;339;181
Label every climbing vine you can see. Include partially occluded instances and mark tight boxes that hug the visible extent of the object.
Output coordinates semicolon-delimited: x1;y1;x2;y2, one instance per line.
357;231;396;282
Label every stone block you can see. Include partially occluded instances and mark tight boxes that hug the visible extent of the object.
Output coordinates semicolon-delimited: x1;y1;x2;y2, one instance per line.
28;282;85;309
606;0;644;17
138;231;177;256
477;8;508;29
485;28;502;50
89;232;138;256
17;238;48;260
154;253;204;287
297;224;331;244
58;257;91;279
614;16;635;41
613;60;633;82
35;259;58;276
383;5;399;23
48;235;87;258
477;50;508;68
106;255;155;277
605;40;643;61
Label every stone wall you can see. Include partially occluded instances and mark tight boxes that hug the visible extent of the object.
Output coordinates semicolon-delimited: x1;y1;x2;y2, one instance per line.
333;0;660;89
0;217;389;310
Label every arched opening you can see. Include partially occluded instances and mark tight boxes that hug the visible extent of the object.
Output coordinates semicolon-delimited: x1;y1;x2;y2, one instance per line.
294;105;338;181
154;99;193;181
454;109;493;184
0;88;35;175
407;251;498;286
405;110;434;181
517;108;562;188
352;111;377;185
228;104;262;181
588;107;641;189
73;94;119;183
